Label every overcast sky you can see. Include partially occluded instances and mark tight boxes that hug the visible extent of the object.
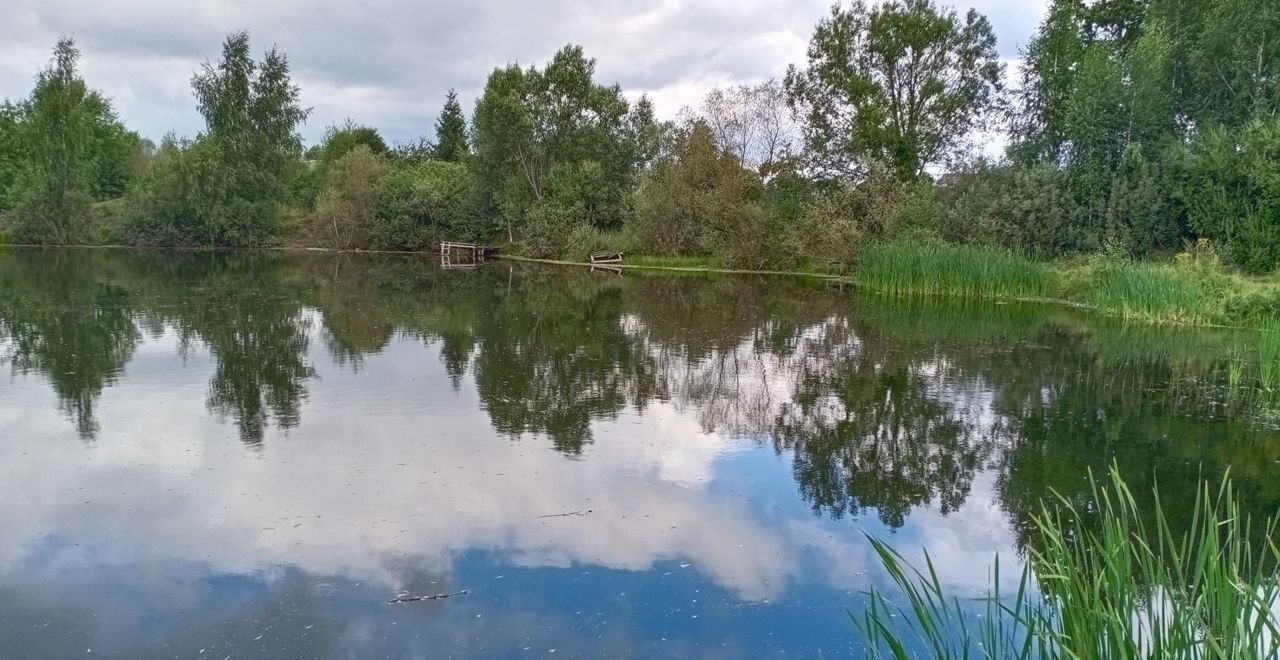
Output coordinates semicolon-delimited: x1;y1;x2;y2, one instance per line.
1;0;1048;147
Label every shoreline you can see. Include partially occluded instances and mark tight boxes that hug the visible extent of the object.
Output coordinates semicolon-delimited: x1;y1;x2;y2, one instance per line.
0;242;1267;333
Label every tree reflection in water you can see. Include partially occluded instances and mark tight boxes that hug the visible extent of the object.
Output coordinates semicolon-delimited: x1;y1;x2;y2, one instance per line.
2;248;1279;547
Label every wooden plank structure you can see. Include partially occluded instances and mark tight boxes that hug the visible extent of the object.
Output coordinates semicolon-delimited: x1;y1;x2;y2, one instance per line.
590;264;624;277
440;241;499;268
589;251;624;264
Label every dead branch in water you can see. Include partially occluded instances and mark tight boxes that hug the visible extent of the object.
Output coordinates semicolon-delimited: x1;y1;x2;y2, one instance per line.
537;509;593;518
387;590;469;604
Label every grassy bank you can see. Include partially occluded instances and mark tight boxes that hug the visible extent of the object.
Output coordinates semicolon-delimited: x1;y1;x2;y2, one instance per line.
853;240;1280;329
858;468;1280;658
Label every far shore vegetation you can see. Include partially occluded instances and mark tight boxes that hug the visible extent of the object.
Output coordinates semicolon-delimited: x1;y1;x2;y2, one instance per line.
2;0;1280;335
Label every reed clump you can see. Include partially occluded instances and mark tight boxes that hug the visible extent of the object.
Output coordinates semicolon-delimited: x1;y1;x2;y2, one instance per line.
857;467;1280;659
854;241;1057;301
855;238;1280;330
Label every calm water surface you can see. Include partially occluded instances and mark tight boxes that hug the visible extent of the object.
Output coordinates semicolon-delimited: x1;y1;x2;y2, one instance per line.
2;248;1279;659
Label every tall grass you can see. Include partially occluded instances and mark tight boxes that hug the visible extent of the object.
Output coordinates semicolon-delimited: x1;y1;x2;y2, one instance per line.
858;467;1280;659
1076;260;1222;326
853;240;1280;331
855;241;1056;301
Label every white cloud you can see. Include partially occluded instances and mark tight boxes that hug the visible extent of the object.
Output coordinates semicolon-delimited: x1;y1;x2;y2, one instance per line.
0;0;1049;145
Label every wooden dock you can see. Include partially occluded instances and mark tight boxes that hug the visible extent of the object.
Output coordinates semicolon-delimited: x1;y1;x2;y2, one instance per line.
440;241;499;268
589;251;623;264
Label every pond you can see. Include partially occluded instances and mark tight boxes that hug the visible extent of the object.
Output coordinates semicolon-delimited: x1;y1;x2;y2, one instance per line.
2;248;1279;659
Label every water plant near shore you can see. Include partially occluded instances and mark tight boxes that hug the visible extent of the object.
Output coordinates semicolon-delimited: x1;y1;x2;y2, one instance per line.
853;239;1280;331
853;240;1057;301
858;467;1280;659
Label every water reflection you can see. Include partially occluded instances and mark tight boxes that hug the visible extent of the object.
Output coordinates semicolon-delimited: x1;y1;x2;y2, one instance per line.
0;250;140;439
2;248;1279;658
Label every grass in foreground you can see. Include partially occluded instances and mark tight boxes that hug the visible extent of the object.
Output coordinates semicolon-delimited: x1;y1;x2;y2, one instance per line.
858;467;1280;659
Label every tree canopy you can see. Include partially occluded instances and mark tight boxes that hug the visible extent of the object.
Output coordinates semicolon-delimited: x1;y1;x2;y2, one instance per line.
433;89;468;162
123;31;310;247
785;0;1003;179
9;39;97;243
472;45;655;238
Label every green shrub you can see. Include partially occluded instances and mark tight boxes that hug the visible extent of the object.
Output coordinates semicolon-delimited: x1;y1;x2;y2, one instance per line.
311;145;387;249
938;162;1099;257
122;138;290;248
371;159;479;250
87;198;124;245
517;200;584;259
1104;147;1184;257
121;139;246;247
563;223;604;260
629;121;764;258
783;171;910;268
701;203;776;270
1176;119;1280;273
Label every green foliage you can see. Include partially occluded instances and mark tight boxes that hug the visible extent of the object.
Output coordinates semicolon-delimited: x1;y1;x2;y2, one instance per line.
784;0;1003;178
938;163;1092;257
0;102;22;210
1071;256;1226;325
1013;1;1177;170
315;120;388;164
938;154;1181;260
1104;147;1183;257
858;468;1280;659
83;94;143;201
120;138;232;246
1003;1;1203;264
1178;0;1280;129
9;39;96;244
0;42;140;225
296;120;388;205
472;45;654;240
627;121;766;263
784;170;916;267
433;90;468;162
518;200;585;259
855;239;1057;300
1009;0;1087;163
312;145;387;249
1175;119;1280;273
762;170;816;226
123;32;309;247
371;159;480;250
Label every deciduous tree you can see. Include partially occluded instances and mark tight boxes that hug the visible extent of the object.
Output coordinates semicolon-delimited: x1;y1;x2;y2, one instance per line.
700;79;796;180
785;0;1003;179
472;45;652;240
11;38;96;244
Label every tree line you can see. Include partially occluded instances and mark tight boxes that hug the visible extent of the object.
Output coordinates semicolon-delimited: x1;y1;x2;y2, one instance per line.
1;0;1278;272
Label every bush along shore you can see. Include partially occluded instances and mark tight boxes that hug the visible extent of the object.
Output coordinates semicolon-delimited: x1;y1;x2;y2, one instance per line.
3;0;1280;330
